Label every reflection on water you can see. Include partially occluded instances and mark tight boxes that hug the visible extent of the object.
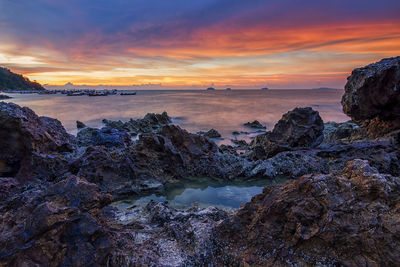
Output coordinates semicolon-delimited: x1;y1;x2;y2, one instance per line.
114;177;288;210
3;89;349;143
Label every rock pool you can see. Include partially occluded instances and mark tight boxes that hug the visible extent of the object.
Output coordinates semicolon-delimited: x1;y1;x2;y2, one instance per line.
114;177;288;210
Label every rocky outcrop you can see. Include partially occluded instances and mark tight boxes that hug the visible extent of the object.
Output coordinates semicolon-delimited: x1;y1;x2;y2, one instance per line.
212;159;400;266
102;111;171;136
342;56;400;121
341;57;400;138
249;107;324;159
243;120;266;129
76;120;86;129
0;175;113;266
323;121;362;143
0;102;73;181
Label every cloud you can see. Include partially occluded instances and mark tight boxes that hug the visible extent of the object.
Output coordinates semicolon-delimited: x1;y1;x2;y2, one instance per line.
0;0;399;88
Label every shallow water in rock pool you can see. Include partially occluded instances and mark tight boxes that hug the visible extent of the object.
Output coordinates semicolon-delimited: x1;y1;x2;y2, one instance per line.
114;177;288;210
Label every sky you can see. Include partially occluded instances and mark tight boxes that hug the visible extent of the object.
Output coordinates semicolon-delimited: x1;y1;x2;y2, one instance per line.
0;0;399;89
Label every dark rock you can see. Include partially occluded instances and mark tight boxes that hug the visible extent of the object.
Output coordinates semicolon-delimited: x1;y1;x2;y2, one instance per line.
76;120;86;129
212;159;400;266
0;176;112;266
249;107;324;159
0;94;11;100
102;111;171;136
323;121;361;143
91;127;131;147
199;128;221;138
243;120;266;129
0;102;73;181
342;56;400;121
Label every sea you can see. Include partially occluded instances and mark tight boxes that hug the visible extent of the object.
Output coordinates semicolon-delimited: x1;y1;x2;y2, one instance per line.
2;89;349;144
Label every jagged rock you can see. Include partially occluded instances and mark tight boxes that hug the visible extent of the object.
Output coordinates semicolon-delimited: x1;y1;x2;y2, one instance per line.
198;128;221;138
342;56;400;121
243;120;266;129
0;102;73;180
91;127;131;147
212;159;400;266
323;121;362;143
76;120;86;129
0;175;112;266
102;111;171;136
249;107;324;159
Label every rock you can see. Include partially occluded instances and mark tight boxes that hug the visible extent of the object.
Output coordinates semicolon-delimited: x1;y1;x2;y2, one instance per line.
249;107;324;159
0;102;73;181
211;159;400;266
91;127;131;147
342;56;400;121
243;120;266;129
0;94;11;100
76;120;86;129
200;128;221;138
102;111;171;136
323;121;362;143
0;175;113;266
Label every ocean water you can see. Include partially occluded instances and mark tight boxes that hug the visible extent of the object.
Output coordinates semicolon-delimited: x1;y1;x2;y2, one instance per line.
114;177;287;210
2;89;349;143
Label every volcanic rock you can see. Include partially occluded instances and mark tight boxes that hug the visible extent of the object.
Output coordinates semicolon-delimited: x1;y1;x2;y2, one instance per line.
102;111;171;136
243;120;266;129
342;56;400;121
0;102;73;180
212;159;400;266
250;107;324;159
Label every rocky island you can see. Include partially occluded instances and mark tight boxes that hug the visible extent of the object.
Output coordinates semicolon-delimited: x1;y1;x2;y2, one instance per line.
0;57;399;266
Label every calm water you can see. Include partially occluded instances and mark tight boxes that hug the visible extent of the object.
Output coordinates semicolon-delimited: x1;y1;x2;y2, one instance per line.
114;177;287;210
3;89;349;144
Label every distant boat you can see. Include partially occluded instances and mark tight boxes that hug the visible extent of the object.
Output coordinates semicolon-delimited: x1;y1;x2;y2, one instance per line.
206;87;215;91
120;92;137;96
88;92;108;96
226;88;232;91
261;87;269;91
67;92;85;96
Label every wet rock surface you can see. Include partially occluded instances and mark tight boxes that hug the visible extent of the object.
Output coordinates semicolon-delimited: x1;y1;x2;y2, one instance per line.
211;160;400;266
249;107;324;159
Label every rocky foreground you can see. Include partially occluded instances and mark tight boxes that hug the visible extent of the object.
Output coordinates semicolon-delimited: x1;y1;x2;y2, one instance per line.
0;57;399;266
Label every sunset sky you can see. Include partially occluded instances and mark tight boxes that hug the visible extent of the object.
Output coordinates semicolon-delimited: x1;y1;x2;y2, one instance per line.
0;0;399;89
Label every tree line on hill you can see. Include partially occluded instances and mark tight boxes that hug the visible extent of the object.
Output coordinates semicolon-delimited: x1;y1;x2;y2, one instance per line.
0;67;45;91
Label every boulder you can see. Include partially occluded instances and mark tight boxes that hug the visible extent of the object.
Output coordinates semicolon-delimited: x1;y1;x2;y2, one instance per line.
342;56;400;121
0;94;11;100
0;102;73;180
250;107;324;159
91;127;131;147
243;120;266;129
198;128;221;138
212;159;400;266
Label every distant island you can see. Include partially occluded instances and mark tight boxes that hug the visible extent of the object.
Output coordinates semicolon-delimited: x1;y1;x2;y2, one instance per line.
206;87;215;91
313;87;339;90
0;67;45;92
261;87;269;90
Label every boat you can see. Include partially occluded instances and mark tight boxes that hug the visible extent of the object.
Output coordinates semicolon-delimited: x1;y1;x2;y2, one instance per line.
261;87;269;91
120;92;137;96
206;87;215;91
88;92;108;96
67;92;85;96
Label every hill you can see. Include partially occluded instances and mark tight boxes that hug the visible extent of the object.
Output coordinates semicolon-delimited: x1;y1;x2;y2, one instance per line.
0;67;45;91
